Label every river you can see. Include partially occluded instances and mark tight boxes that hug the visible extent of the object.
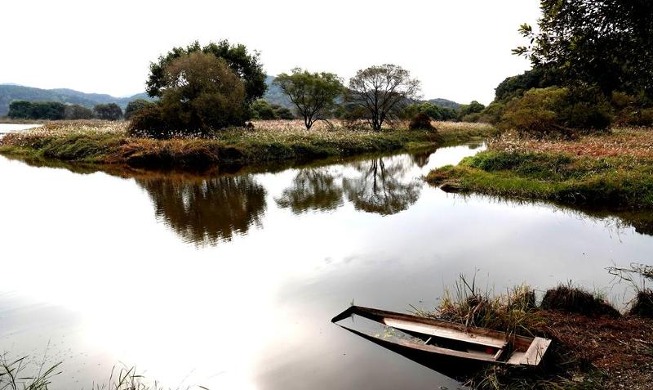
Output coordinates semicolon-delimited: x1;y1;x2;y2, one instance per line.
1;138;652;389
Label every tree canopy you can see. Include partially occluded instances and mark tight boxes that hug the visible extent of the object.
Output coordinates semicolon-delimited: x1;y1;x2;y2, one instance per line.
514;0;653;97
130;51;247;137
146;40;266;104
93;103;123;121
274;68;343;130
347;64;420;131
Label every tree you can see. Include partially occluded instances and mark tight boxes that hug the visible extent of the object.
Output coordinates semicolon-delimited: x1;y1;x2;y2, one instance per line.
93;103;123;121
514;0;653;98
146;40;266;104
347;64;420;131
124;99;154;120
274;69;343;130
64;104;93;120
129;52;247;137
8;101;66;120
458;100;486;121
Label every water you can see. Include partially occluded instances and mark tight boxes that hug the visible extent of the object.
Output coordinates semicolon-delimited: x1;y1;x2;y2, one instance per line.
0;123;42;134
1;144;652;389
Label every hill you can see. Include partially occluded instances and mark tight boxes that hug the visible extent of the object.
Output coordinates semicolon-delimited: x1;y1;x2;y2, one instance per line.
427;98;461;110
262;76;293;109
0;84;150;116
0;80;462;117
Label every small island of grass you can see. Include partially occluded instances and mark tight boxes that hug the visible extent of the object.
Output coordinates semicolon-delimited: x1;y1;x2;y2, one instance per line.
0;120;494;172
427;127;653;211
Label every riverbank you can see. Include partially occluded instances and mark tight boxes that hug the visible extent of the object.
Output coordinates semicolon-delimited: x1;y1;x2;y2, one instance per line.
423;279;653;389
0;120;495;171
427;128;653;210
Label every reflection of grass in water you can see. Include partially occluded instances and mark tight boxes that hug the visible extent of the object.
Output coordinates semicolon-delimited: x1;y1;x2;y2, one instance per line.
0;356;205;390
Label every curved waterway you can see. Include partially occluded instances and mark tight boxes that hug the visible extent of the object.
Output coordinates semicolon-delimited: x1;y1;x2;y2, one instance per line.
1;144;652;389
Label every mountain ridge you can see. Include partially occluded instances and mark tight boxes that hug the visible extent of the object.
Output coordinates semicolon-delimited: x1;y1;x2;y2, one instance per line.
0;81;462;117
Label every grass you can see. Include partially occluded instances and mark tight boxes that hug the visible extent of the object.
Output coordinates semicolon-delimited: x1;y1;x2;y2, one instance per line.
419;275;653;389
0;119;495;172
0;356;206;390
426;128;653;210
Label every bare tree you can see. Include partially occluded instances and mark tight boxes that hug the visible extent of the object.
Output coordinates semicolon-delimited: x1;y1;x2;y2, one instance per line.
347;64;420;131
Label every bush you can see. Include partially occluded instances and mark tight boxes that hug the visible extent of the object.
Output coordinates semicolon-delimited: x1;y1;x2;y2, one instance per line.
611;91;653;126
127;104;174;139
499;86;612;137
541;285;620;317
408;112;436;130
629;290;653;318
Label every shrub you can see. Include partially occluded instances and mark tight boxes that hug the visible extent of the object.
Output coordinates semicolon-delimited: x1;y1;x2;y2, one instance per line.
127;104;174;139
629;290;653;318
499;86;612;137
408;112;436;130
541;285;620;317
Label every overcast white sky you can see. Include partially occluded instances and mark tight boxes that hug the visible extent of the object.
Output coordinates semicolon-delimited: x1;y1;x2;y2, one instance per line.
1;0;541;105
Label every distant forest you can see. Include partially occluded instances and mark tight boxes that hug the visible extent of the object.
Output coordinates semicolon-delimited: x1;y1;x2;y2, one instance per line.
0;79;461;118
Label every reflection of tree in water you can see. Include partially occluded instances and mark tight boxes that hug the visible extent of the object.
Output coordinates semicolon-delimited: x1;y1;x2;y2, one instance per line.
343;158;421;215
410;149;434;168
137;175;266;246
275;168;343;214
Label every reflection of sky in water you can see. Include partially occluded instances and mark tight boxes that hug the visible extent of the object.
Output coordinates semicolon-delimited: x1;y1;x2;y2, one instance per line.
0;144;652;389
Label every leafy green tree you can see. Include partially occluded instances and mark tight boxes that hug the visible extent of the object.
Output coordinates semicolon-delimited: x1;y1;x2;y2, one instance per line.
7;101;32;119
251;99;276;120
347;64;420;131
514;0;653;97
271;104;295;120
274;68;343;130
8;101;66;120
129;52;247;137
64;104;93;120
146;40;266;104
124;99;154;120
458;100;486;122
93;103;123;121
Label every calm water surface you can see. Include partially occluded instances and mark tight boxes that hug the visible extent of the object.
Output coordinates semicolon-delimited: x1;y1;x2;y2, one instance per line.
1;144;652;389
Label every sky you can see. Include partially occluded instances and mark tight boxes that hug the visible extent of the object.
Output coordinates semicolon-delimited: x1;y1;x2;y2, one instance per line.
1;0;542;105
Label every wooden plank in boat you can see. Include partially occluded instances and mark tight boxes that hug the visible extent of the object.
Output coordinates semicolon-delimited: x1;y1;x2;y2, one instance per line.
383;318;507;349
520;337;551;365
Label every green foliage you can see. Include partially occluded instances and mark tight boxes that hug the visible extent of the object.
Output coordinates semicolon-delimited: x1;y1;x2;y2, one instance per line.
0;356;61;390
347;64;421;131
458;100;485;121
515;0;653;98
428;148;653;210
494;68;551;103
130;52;247;138
274;68;343;129
611;92;653;127
408;112;436;130
499;86;612;136
92;103;123;121
403;102;457;121
146;40;266;104
64;104;93;120
250;100;296;120
124;99;154;120
8;101;66;120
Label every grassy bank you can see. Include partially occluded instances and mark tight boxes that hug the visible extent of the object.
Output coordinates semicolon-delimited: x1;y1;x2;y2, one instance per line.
0;120;495;171
420;276;653;389
427;128;653;210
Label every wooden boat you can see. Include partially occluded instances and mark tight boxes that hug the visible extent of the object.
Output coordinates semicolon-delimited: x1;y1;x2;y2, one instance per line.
332;305;551;367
